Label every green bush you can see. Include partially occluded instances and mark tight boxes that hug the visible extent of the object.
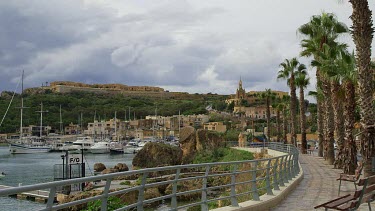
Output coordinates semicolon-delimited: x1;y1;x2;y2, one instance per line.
193;148;253;164
120;181;131;185
84;196;125;211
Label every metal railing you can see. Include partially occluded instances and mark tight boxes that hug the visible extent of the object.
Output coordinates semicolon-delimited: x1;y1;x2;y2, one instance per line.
0;142;300;211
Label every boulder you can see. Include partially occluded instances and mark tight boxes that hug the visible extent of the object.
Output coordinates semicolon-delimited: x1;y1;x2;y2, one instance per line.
94;163;106;172
132;142;183;168
101;168;119;174
114;163;129;172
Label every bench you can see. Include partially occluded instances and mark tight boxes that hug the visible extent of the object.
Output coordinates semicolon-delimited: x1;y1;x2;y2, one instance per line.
337;163;363;196
314;175;375;210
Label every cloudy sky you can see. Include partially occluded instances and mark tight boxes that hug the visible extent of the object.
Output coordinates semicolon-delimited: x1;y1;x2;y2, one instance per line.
1;0;374;98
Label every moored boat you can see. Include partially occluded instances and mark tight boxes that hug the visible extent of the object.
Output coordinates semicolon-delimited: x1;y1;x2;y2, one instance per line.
90;141;110;154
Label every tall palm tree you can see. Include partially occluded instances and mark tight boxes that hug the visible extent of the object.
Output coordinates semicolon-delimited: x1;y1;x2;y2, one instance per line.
312;43;348;168
308;90;324;157
278;58;301;146
299;12;349;165
349;0;375;177
295;64;310;154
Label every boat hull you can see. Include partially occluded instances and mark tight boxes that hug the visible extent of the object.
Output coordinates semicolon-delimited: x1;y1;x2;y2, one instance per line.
90;148;110;154
9;144;51;154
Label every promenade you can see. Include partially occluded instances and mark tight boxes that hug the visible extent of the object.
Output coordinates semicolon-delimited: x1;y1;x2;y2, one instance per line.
273;153;369;211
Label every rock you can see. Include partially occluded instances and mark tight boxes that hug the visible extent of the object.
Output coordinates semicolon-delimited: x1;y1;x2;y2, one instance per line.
179;127;226;164
114;163;129;172
101;168;119;174
179;126;197;164
94;163;106;172
132;142;183;168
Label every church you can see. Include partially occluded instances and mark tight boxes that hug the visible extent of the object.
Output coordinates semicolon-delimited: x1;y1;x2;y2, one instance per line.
226;78;288;119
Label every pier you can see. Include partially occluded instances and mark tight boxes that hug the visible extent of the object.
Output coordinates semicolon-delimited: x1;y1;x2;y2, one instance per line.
0;185;54;203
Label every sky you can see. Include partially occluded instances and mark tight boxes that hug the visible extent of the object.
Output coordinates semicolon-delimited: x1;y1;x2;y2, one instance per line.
0;0;374;100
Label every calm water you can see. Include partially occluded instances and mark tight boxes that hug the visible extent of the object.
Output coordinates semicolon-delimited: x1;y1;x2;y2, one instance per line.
0;146;134;210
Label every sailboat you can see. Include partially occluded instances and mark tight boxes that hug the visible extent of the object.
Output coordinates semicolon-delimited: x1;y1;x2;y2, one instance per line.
8;72;51;154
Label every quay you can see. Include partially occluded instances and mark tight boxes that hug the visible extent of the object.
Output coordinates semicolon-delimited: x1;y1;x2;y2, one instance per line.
0;185;54;204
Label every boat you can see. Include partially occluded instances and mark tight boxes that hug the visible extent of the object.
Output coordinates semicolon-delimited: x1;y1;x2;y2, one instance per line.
109;142;124;154
123;141;140;154
9;138;51;154
68;136;95;152
0;172;5;179
90;141;110;154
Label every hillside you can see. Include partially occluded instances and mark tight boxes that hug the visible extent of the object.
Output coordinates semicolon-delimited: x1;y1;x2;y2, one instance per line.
0;90;228;134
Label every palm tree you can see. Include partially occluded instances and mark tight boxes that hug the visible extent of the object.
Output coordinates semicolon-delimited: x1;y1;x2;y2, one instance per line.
312;42;348;169
295;64;310;154
299;12;349;165
278;58;301;146
349;0;375;177
259;89;276;140
272;97;283;142
281;95;290;144
308;90;324;157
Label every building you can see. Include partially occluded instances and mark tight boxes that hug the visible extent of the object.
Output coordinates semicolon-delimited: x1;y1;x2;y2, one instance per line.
203;122;227;133
65;123;81;135
226;79;288;119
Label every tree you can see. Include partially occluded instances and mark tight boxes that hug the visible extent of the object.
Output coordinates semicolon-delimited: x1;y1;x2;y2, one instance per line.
278;58;301;146
299;12;349;165
308;90;324;157
258;89;276;140
272;97;283;142
349;0;375;177
295;64;310;154
281;95;290;144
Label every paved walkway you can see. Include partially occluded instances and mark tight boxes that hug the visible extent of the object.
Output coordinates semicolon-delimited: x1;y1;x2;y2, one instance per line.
272;153;369;211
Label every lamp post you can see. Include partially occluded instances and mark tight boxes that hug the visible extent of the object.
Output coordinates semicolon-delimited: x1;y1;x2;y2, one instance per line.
61;155;65;180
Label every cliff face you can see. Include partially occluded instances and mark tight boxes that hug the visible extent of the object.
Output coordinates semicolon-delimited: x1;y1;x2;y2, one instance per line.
179;126;226;164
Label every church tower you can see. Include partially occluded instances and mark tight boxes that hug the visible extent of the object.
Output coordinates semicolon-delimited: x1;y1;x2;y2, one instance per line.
236;77;246;103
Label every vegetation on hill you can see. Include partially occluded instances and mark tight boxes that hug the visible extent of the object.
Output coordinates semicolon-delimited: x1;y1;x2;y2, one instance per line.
0;91;227;133
192;148;253;164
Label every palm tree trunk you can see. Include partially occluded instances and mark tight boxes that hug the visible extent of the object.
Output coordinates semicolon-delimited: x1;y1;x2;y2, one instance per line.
290;75;298;146
283;108;288;144
343;81;357;174
276;110;281;141
349;0;375;177
332;81;345;169
266;98;271;140
321;78;335;165
299;87;307;154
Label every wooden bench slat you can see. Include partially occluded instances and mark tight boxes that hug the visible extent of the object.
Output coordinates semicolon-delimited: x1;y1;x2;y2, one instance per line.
314;194;352;209
323;195;356;209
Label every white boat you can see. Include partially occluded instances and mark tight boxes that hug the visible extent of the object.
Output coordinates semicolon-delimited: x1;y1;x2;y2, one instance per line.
9;141;51;154
123;141;140;154
90;141;110;154
68;136;95;151
0;172;5;179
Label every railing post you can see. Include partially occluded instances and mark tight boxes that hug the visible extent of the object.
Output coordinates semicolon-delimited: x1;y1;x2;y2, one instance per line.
251;161;260;201
101;178;112;211
265;159;273;195
171;168;181;210
46;186;56;210
272;158;280;191
287;155;293;180
137;172;148;211
201;165;210;211
230;164;239;207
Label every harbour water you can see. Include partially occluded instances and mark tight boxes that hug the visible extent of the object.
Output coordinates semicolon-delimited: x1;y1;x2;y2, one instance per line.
0;146;135;210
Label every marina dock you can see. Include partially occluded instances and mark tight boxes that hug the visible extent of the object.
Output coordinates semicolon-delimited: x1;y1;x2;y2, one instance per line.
0;185;54;203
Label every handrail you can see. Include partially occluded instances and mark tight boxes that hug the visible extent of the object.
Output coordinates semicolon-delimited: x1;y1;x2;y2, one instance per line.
0;142;300;211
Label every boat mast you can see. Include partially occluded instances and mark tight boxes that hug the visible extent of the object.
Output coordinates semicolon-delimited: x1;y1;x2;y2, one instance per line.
20;71;24;139
114;111;117;141
59;105;63;135
36;102;48;137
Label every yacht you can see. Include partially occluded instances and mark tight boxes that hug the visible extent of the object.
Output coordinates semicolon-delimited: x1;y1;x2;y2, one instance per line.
68;136;95;152
9;137;51;154
90;141;110;154
124;140;139;154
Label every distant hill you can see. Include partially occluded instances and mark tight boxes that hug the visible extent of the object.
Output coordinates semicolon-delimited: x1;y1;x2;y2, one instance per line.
0;86;229;133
